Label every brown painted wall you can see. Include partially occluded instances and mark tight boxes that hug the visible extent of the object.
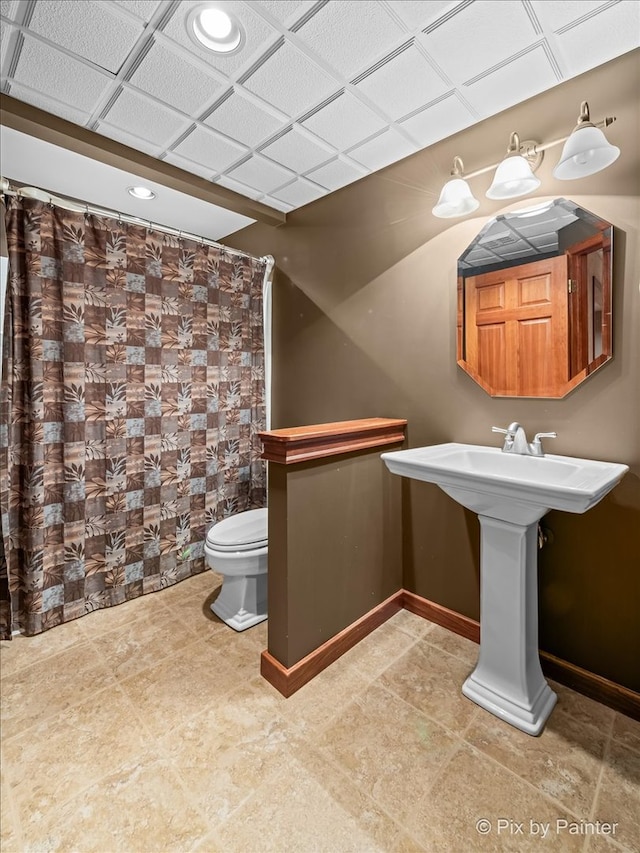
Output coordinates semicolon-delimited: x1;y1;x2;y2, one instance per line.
228;51;640;691
268;449;404;667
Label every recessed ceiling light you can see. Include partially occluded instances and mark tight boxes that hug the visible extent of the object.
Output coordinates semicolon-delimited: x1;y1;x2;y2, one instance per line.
127;186;156;200
186;4;245;54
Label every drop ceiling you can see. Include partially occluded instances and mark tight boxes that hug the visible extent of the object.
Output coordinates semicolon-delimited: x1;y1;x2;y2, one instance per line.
1;0;638;240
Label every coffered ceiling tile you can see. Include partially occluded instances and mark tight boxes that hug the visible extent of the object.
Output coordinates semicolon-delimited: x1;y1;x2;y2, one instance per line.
306;157;368;191
385;0;452;31
227;154;295;193
204;91;285;148
128;40;225;115
270;178;327;207
0;1;20;22
551;3;640;78
27;0;143;74
161;151;216;181
463;46;558;118
348;128;417;171
160;0;280;77
252;1;317;26
242;41;338;117
108;0;162;22
103;87;190;147
172;126;248;174
355;45;449;121
96;122;165;158
7;81;91;125
296;0;405;78
12;35;113;112
260;195;294;213
215;174;264;200
301;91;387;150
399;94;476;147
1;20;16;66
529;1;610;32
260;127;334;173
421;1;538;85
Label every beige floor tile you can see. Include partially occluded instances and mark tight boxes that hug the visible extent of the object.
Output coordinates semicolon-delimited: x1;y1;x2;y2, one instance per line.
216;743;410;853
592;740;640;853
340;617;421;681
586;833;636;853
385;609;434;640
1;772;22;853
118;636;244;740
20;760;210;853
76;588;171;637
315;682;458;827
549;681;616;733
0;618;86;680
89;613;199;680
3;684;159;830
276;656;372;737
405;743;585;852
159;676;296;825
611;713;640;754
0;640;115;739
379;639;478;733
465;705;609;817
422;623;480;666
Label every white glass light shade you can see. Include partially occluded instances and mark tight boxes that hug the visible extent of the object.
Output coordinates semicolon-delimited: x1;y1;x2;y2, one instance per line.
432;177;480;219
486;155;541;200
553;125;620;180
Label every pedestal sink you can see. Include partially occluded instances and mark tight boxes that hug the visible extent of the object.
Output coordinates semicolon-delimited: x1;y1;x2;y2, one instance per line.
381;442;628;735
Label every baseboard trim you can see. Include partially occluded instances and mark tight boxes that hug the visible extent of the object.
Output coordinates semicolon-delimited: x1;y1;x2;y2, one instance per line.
401;590;480;642
539;651;640;721
402;590;639;721
261;589;639;719
260;590;404;697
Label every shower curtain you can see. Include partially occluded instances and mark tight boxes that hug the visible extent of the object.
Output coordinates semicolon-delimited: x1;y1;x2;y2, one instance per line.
0;195;267;639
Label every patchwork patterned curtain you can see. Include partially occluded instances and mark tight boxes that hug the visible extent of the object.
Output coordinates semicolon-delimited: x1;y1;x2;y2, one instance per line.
0;196;266;639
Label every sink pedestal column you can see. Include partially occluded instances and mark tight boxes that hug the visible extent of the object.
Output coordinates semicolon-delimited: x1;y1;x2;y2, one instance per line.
462;515;556;736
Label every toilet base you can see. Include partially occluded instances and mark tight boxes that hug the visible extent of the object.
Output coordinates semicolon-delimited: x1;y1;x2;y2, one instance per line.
210;572;267;632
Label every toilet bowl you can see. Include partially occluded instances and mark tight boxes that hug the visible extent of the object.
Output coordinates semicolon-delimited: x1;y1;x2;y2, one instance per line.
204;507;268;631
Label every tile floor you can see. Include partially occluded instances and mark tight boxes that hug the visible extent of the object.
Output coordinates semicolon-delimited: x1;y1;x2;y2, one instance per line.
1;571;638;853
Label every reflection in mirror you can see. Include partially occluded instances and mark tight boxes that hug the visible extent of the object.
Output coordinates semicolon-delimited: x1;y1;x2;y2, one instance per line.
457;199;613;398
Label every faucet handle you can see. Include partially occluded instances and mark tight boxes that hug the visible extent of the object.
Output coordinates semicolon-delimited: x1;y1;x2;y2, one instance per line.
491;426;509;435
531;431;557;456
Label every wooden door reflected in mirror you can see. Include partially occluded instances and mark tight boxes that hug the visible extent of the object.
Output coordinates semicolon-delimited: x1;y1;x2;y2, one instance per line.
457;200;613;398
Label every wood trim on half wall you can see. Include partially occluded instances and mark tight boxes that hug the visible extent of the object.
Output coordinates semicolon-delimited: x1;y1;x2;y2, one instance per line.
260;590;404;697
261;588;640;721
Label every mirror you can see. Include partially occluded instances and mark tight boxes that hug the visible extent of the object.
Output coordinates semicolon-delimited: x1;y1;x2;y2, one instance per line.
457;199;612;398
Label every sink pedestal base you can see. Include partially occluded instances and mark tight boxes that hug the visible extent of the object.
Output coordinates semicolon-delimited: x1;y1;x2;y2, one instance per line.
462;515;557;736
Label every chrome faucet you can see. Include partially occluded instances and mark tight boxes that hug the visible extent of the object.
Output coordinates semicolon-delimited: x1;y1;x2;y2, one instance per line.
491;422;557;457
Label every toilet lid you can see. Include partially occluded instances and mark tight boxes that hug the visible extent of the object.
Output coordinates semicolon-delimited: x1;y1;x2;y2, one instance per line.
206;507;268;551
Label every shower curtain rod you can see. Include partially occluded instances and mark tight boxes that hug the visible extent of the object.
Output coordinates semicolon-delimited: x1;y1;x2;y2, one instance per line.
0;177;271;265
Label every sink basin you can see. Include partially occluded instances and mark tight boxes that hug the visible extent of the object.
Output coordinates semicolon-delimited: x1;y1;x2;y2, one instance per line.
381;442;628;524
381;442;628;735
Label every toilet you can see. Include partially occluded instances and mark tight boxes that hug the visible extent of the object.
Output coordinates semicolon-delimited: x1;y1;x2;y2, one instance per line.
204;507;268;631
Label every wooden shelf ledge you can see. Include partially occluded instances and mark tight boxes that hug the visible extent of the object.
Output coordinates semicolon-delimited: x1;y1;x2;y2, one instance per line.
259;417;407;464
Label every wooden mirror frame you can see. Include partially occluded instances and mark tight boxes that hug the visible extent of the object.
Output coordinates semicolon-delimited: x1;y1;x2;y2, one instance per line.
457;200;613;398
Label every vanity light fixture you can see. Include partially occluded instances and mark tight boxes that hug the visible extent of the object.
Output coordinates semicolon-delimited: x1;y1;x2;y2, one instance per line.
485;132;541;200
432;100;618;219
187;4;245;54
432;157;480;218
127;186;156;200
553;101;620;180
